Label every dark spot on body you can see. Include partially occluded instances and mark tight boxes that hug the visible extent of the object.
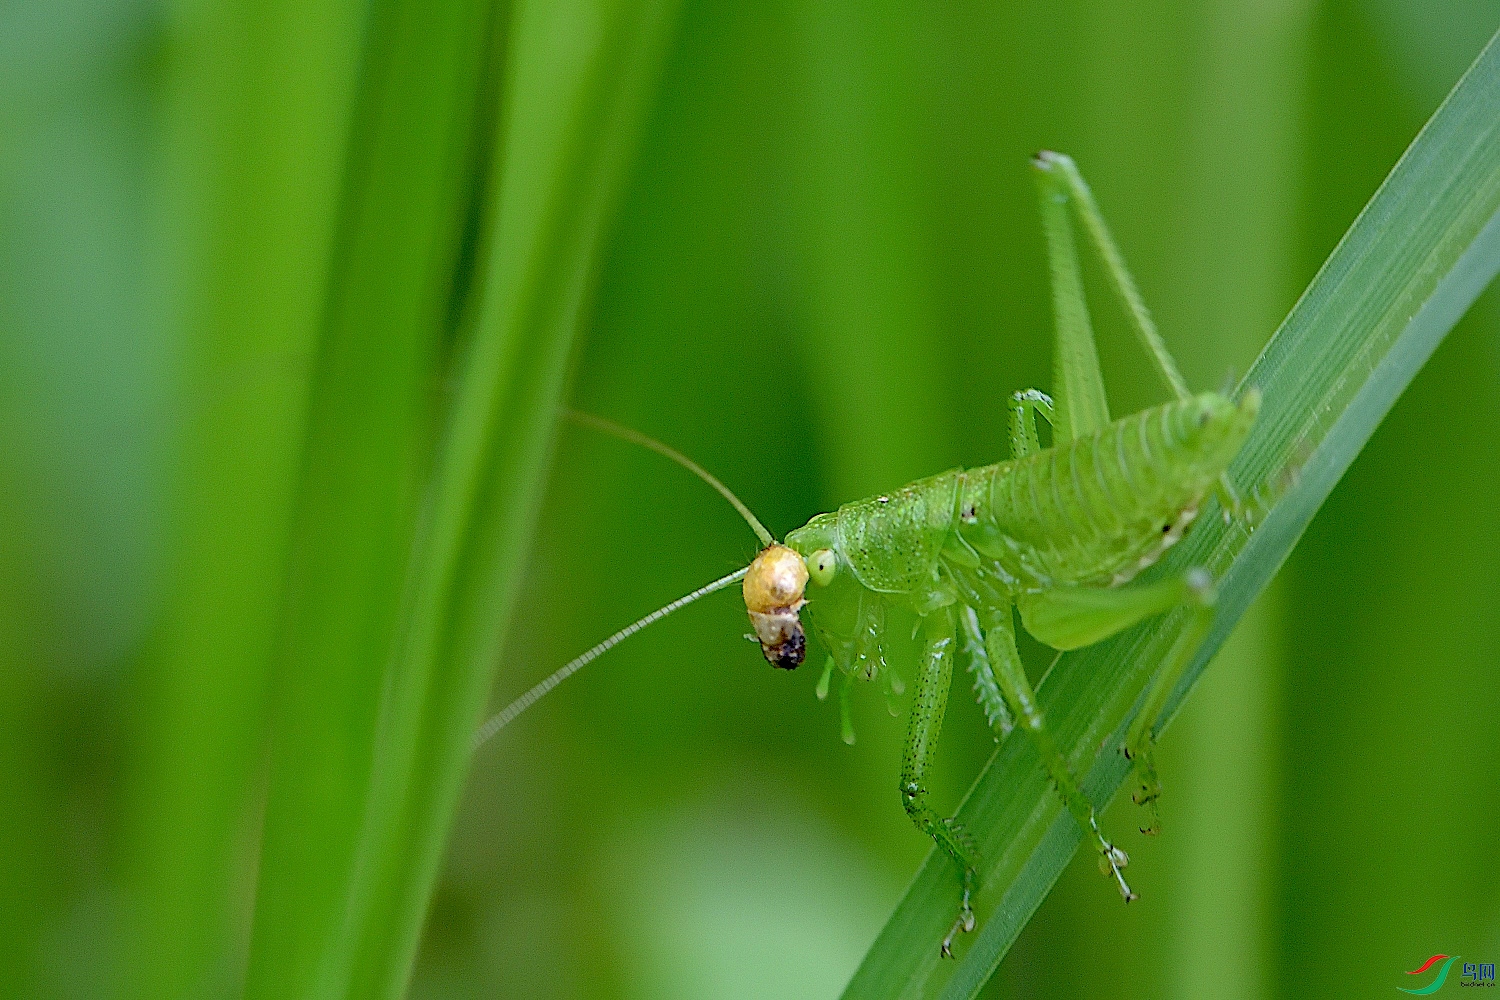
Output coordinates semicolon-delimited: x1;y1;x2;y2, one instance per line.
1162;524;1172;534
767;628;805;669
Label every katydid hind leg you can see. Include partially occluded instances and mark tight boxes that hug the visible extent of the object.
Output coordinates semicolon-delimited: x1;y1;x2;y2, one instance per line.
1032;151;1191;403
1124;598;1217;835
899;606;980;956
1013;568;1217;834
1016;568;1216;652
1032;156;1109;444
979;604;1135;901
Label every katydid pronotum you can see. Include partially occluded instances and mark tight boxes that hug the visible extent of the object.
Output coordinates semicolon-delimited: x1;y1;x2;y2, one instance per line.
478;151;1260;957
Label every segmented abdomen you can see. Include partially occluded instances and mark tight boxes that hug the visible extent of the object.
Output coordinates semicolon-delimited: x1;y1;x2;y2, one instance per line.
957;396;1236;588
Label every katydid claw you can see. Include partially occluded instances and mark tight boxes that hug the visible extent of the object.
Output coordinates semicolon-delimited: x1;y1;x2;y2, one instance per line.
941;906;977;958
1099;843;1136;900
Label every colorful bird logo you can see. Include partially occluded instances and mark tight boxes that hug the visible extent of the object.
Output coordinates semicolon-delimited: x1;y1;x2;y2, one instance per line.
1399;954;1460;994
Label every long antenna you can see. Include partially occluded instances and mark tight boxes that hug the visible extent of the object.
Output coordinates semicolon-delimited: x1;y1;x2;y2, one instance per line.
474;566;750;747
564;410;775;547
475;411;777;747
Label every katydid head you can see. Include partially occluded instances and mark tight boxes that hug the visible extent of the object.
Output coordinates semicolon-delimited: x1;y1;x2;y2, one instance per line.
743;544;809;669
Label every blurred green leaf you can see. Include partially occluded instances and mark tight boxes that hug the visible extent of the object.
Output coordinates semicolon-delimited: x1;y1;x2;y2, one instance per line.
843;26;1500;1000
242;0;495;995
321;2;682;996
122;2;365;997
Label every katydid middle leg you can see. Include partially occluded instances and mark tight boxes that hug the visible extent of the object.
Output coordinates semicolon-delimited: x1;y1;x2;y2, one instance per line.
1008;389;1055;459
956;605;1014;736
978;604;1135;900
1032;150;1191;404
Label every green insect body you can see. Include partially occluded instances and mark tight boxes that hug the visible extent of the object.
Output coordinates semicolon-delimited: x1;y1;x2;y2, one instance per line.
790;393;1256;603
780;390;1256;950
479;151;1263;959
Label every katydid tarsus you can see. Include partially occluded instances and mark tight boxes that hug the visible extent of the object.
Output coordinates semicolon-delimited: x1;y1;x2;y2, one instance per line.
477;151;1261;957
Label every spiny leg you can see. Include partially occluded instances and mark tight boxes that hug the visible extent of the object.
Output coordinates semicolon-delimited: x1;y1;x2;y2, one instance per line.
1124;585;1217;835
957;605;1013;737
1032;151;1191;403
978;604;1135;901
899;606;980;956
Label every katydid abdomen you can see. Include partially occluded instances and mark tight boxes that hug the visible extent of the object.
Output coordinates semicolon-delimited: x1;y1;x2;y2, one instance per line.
969;390;1258;589
783;391;1258;622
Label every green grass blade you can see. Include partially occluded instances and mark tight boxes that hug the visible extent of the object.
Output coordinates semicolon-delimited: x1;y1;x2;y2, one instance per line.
842;25;1500;1000
325;2;681;996
242;0;495;995
121;2;365;997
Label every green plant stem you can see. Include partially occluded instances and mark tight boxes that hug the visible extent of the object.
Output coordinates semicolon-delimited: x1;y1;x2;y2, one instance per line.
842;25;1500;1000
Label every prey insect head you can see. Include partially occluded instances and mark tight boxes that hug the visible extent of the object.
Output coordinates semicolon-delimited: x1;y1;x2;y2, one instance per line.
743;544;809;669
474;412;785;746
563;411;808;672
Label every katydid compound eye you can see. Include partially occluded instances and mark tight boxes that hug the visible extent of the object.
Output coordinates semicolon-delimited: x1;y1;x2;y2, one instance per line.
807;548;837;587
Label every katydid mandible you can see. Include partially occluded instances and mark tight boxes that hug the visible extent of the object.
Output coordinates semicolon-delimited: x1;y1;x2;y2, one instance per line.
477;151;1260;957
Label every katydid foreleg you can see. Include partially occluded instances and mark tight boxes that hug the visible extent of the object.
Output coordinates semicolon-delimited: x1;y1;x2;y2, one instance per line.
899;606;980;957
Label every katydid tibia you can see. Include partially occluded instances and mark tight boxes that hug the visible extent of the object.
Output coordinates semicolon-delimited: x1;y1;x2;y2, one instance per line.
477;151;1261;958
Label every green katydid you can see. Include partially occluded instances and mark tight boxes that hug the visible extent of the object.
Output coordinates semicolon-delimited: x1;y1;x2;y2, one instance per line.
477;151;1260;957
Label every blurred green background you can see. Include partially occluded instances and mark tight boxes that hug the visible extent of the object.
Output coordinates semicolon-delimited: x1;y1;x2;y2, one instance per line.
2;1;1497;999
